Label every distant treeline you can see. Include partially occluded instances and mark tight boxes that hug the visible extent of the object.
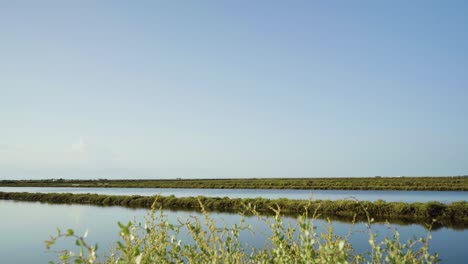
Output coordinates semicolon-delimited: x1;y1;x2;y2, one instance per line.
1;176;468;191
1;191;466;229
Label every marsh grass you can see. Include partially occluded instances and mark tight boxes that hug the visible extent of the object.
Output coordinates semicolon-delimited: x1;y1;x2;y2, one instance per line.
3;176;467;191
45;198;439;264
2;191;466;228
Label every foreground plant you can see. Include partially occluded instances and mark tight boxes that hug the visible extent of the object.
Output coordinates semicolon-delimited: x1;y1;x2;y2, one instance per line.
46;199;440;264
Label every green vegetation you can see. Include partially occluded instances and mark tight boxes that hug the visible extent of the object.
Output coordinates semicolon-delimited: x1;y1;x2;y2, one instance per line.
46;199;440;263
2;176;467;190
1;191;466;229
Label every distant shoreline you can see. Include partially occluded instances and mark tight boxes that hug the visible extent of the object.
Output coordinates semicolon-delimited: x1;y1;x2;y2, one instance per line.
1;176;467;191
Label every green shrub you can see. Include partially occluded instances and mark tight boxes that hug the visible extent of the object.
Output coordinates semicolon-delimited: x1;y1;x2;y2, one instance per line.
46;199;440;264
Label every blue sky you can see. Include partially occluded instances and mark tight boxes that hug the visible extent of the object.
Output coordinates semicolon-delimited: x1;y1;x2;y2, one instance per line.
1;1;467;179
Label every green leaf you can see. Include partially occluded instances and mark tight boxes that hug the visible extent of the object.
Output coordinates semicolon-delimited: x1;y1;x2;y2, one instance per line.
134;246;141;256
117;241;125;250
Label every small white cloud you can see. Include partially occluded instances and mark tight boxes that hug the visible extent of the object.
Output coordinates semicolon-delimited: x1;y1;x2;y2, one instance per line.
0;144;24;151
71;137;87;153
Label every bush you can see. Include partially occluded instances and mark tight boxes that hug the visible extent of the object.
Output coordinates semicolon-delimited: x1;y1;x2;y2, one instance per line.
46;199;440;264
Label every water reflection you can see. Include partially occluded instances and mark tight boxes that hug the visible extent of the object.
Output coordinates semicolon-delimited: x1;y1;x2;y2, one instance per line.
0;200;466;263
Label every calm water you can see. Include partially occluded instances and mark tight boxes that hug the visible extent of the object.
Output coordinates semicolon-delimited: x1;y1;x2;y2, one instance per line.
0;187;466;203
0;200;466;263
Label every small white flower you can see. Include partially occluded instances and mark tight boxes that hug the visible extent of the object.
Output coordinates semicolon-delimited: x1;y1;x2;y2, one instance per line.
338;240;345;251
135;254;142;264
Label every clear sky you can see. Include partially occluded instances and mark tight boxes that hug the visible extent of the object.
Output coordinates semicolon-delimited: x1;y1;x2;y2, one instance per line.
1;1;467;179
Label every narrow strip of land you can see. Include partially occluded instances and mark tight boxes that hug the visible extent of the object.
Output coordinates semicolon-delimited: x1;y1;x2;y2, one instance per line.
1;191;466;229
1;176;467;191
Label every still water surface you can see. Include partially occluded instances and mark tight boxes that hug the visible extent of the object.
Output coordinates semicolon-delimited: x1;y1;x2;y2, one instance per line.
0;200;466;263
0;187;466;203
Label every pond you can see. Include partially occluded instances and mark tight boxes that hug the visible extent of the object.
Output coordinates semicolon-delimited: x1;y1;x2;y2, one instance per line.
0;187;466;203
0;200;466;263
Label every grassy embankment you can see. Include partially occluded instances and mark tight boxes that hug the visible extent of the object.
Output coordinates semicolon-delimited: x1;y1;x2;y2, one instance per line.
1;191;466;229
1;176;467;190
